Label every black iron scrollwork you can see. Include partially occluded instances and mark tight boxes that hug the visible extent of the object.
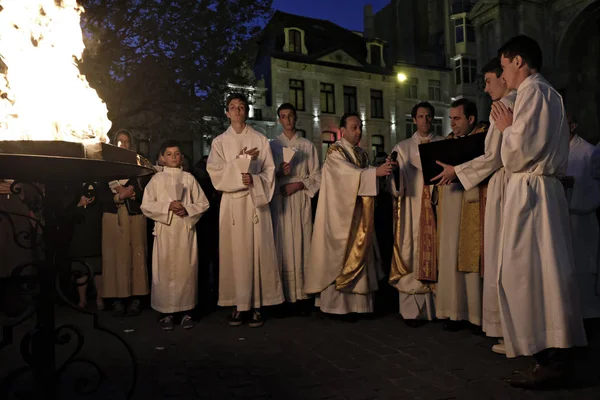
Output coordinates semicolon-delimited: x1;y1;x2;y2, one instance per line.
0;180;137;400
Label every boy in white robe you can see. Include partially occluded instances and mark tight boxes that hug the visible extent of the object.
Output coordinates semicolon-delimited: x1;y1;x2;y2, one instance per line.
141;140;210;331
491;35;587;388
207;93;284;328
270;103;321;312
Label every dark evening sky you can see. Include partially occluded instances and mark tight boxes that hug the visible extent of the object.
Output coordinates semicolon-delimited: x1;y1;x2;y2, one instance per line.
271;0;391;32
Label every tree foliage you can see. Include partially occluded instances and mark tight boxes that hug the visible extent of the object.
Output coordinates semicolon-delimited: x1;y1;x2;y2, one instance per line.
78;0;272;152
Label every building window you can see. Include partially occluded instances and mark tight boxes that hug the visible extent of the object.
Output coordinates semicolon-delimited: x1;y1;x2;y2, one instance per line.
343;86;357;114
405;116;417;138
289;79;305;111
454;17;475;44
321;131;337;161
405;78;418;99
320;83;335;114
370;44;382;66
433;117;444;137
252;108;263;121
428;80;441;102
371;135;384;162
289;29;302;53
455;58;477;85
370;89;384;119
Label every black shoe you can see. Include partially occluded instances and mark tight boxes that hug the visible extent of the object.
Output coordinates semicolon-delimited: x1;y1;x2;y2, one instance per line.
159;315;174;331
228;309;243;327
507;363;571;389
442;320;465;332
180;315;194;330
112;300;125;317
127;299;141;316
248;309;264;328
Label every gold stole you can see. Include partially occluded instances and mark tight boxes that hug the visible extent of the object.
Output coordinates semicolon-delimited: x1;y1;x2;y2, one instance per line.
334;146;376;292
389;139;438;283
452;124;489;275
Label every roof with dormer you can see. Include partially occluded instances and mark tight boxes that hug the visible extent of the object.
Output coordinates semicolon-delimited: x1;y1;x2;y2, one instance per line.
255;11;394;75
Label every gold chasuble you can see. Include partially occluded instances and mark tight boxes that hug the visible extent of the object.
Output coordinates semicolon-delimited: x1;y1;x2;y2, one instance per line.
304;139;381;300
330;145;376;292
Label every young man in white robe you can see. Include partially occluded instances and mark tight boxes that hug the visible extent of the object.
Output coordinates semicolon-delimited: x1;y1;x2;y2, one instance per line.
432;59;517;354
304;112;392;316
430;99;483;332
207;93;284;328
491;35;587;388
566;114;600;319
141;140;210;331
270;103;321;312
388;102;443;326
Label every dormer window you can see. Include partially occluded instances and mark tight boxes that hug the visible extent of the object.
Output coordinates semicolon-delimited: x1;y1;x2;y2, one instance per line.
367;42;385;67
289;29;301;53
284;27;307;55
370;45;382;66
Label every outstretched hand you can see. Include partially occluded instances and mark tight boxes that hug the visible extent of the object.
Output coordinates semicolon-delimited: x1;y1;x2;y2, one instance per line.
431;161;456;186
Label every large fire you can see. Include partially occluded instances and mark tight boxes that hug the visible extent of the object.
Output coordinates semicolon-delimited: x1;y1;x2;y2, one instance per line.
0;0;111;143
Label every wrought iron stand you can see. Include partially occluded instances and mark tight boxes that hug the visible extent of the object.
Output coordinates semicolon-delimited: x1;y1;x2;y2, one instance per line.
0;148;153;399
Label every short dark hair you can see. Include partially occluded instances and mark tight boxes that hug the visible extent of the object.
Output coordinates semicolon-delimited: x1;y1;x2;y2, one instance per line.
481;57;503;77
497;35;543;71
159;139;181;156
225;92;249;110
411;102;435;119
339;112;362;129
113;128;133;144
277;103;297;118
450;98;478;122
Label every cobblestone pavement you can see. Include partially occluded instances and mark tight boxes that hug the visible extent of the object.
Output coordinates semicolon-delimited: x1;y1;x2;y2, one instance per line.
2;305;599;400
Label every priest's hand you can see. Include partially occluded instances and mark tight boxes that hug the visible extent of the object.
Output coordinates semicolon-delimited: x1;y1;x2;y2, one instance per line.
280;162;292;176
376;161;394;177
245;147;260;160
491;101;513;132
281;182;304;196
118;185;135;200
242;173;253;186
431;161;456;186
77;196;94;208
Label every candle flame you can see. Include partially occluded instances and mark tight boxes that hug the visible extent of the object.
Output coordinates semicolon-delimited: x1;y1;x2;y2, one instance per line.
0;0;111;143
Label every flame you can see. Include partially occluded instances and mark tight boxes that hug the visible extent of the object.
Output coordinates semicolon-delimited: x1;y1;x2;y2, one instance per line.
0;0;111;143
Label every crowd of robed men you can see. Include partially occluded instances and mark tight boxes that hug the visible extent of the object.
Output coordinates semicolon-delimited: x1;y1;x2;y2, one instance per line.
19;33;592;390
169;34;597;389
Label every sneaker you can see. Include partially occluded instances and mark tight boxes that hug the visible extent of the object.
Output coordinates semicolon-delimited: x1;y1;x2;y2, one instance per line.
492;341;506;355
159;315;174;331
180;315;194;330
112;300;125;317
248;309;264;328
228;309;243;327
127;299;141;316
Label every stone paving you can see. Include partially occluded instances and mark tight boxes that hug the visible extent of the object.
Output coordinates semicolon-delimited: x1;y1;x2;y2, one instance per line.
1;305;599;400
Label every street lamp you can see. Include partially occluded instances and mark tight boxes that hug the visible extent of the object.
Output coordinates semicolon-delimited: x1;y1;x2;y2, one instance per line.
397;73;407;83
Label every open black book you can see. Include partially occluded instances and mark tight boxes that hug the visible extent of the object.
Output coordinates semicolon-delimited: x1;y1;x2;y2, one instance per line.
418;133;487;185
